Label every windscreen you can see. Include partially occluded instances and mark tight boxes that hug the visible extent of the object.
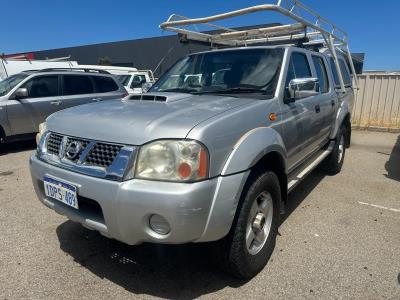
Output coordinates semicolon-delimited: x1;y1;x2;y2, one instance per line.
0;73;28;97
151;48;284;96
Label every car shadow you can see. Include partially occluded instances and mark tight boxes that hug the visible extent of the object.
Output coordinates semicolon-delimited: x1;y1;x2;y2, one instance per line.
56;222;246;299
384;135;400;182
55;166;326;298
280;165;326;225
0;139;36;155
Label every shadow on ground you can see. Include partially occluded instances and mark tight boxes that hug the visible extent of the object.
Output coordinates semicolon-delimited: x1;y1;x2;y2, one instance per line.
280;166;326;225
57;222;245;299
385;135;400;182
0;140;36;155
56;166;326;298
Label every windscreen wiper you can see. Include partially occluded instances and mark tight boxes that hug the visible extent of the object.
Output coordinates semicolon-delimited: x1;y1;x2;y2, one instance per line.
194;87;265;94
158;88;198;93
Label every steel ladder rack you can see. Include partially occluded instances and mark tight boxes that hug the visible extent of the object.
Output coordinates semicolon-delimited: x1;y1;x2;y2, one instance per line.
159;0;358;91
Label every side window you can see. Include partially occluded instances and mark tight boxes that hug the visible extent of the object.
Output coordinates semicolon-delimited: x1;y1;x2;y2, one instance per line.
312;56;329;93
329;58;352;88
63;75;94;96
329;58;341;87
92;76;118;93
22;75;59;98
285;52;312;86
338;60;352;87
131;75;146;88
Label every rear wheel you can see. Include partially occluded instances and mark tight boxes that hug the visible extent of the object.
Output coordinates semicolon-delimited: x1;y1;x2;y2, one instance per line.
216;170;280;279
325;126;346;175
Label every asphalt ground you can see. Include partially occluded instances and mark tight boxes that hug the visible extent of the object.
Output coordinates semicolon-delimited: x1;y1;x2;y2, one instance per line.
0;130;399;299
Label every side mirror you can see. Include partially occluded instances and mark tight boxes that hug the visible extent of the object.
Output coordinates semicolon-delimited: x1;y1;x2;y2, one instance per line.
141;82;153;93
14;88;29;100
288;78;319;101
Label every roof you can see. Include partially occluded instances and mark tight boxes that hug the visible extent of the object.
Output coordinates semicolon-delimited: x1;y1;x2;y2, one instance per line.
21;68;112;75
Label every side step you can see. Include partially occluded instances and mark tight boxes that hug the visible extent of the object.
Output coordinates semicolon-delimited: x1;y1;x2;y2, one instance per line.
287;141;334;193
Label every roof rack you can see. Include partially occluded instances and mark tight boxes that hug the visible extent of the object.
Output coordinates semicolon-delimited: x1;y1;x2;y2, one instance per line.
37;68;111;74
160;0;358;91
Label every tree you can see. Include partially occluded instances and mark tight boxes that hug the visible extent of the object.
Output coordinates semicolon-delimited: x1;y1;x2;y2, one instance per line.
98;56;112;66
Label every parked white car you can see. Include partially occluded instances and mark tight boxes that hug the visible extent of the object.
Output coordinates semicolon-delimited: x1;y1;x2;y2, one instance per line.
78;65;155;94
116;71;155;94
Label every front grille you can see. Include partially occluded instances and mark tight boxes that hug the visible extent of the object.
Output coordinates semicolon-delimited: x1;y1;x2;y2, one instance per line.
41;132;136;181
45;133;124;169
64;137;90;162
85;143;123;168
46;133;63;155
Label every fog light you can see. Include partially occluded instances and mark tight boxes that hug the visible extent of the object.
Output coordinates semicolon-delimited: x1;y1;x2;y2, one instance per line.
149;214;170;235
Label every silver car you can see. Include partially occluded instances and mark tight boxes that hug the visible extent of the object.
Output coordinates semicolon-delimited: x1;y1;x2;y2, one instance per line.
0;69;127;144
30;46;353;278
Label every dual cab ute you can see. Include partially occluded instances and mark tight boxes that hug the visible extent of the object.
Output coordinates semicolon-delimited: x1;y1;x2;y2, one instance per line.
30;2;357;278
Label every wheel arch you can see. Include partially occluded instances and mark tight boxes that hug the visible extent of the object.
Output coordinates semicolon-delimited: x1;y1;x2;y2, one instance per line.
250;151;288;204
221;127;288;206
198;128;288;242
342;112;351;148
0;125;5;143
221;127;287;176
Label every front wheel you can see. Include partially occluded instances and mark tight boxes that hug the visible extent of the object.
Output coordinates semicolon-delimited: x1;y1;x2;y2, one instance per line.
216;170;281;279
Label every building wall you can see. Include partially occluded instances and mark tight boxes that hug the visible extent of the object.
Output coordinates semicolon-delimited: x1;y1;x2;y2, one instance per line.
30;31;364;79
33;35;209;77
352;73;400;131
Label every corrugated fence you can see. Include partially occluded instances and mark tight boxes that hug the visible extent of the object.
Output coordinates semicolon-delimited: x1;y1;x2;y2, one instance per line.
352;73;400;131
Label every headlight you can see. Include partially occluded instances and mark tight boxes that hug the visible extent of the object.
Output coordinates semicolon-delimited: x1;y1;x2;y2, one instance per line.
135;140;208;182
36;122;47;145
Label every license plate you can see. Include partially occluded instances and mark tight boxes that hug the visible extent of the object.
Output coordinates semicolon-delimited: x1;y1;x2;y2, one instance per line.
43;176;78;209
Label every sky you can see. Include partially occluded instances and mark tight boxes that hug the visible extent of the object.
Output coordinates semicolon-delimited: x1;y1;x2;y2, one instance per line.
1;0;398;70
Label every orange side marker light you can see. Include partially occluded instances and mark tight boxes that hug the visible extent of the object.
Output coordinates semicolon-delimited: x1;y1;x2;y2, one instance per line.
269;113;277;121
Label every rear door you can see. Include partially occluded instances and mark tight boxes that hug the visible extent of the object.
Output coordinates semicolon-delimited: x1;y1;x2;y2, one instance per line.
59;74;97;109
329;57;354;112
310;54;336;145
6;74;61;135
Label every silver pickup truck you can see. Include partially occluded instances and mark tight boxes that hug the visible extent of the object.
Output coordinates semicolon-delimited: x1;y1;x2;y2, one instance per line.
30;44;353;278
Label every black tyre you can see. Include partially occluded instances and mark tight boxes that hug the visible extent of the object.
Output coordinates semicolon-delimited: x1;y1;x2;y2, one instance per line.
325;126;346;175
216;170;281;279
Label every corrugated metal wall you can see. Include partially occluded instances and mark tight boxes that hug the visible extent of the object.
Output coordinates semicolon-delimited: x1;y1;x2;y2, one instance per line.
352;73;400;131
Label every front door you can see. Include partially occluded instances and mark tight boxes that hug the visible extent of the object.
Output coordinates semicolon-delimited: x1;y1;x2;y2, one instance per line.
7;75;61;135
280;51;322;170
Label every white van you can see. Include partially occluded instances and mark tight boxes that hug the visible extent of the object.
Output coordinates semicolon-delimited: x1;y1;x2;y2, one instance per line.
0;57;78;81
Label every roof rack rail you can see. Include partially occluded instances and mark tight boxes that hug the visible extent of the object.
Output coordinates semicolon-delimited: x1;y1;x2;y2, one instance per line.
160;0;358;91
38;68;111;74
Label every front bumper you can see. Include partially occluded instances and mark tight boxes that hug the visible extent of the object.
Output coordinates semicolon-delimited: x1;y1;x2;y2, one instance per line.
29;154;248;245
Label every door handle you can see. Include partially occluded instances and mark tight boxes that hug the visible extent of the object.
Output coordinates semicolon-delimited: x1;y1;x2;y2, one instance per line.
92;97;102;102
50;101;62;106
331;100;335;107
315;104;321;113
